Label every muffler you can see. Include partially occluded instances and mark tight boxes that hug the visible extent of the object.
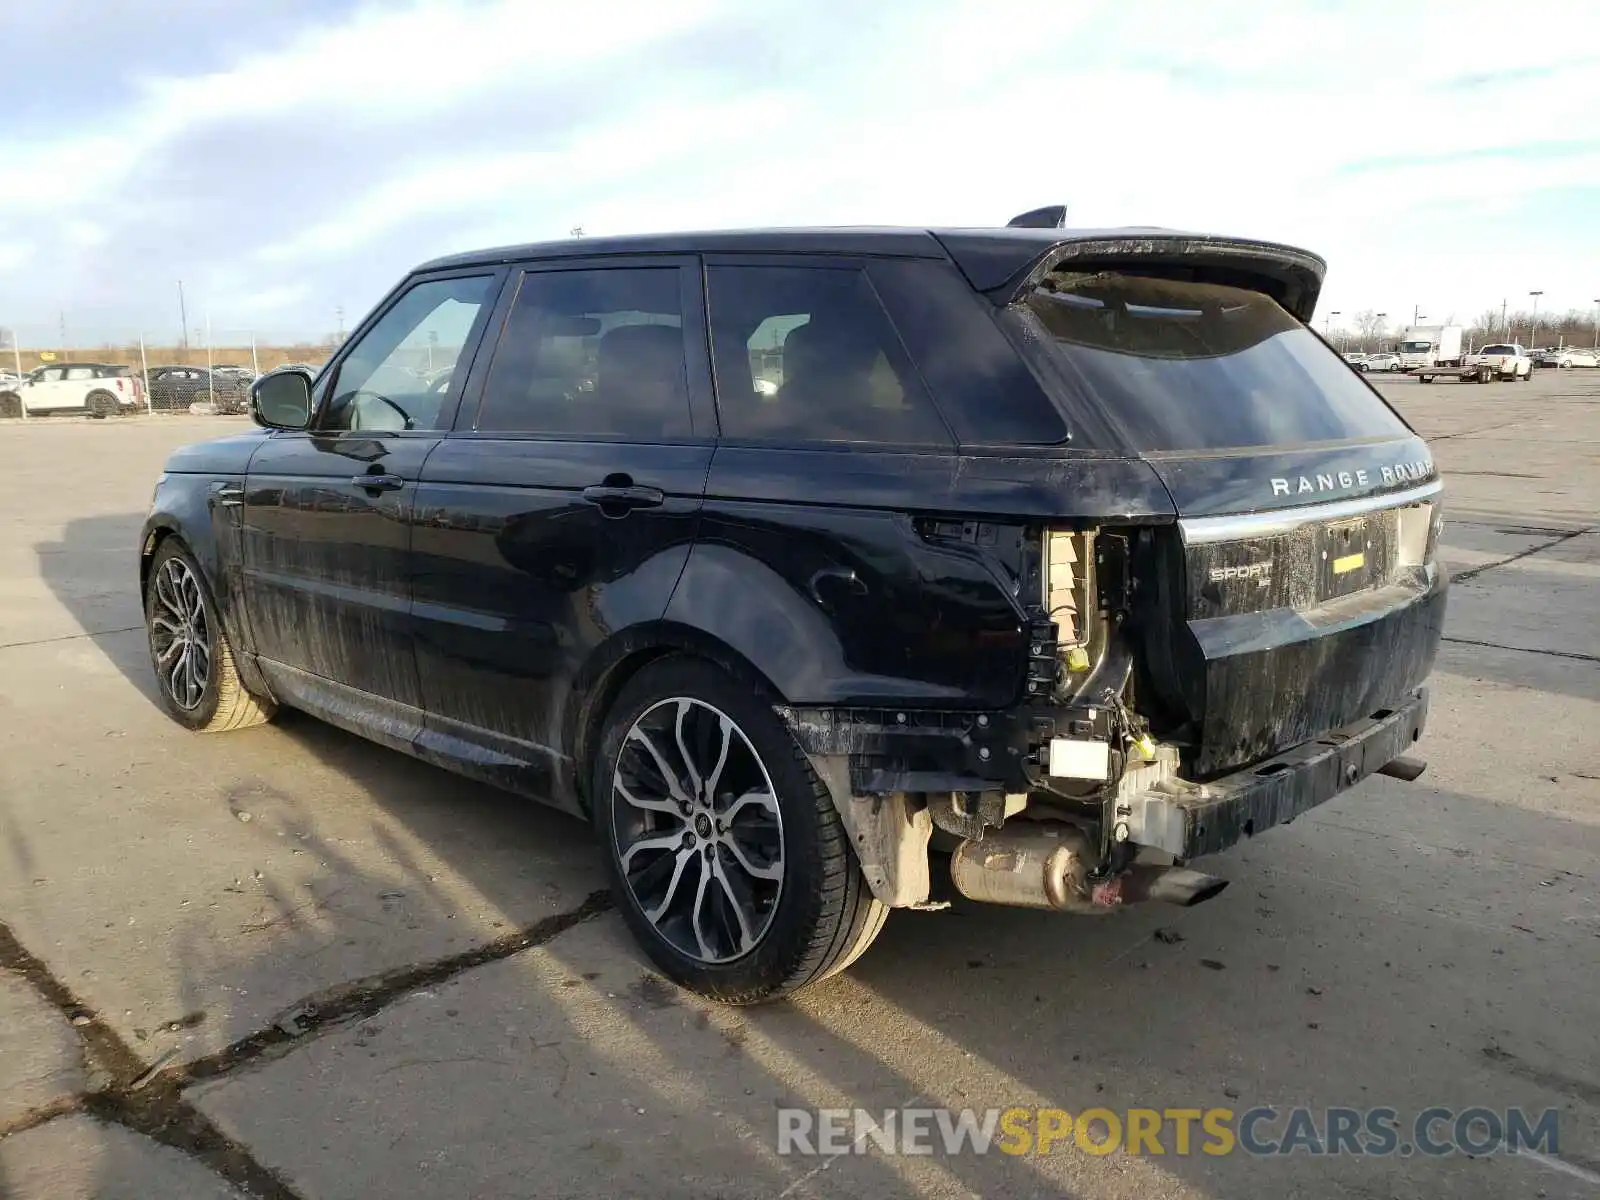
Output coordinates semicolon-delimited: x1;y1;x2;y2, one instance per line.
949;825;1107;914
949;825;1229;912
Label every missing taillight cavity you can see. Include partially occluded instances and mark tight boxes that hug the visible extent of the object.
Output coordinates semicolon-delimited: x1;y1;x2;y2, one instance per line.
1043;528;1095;646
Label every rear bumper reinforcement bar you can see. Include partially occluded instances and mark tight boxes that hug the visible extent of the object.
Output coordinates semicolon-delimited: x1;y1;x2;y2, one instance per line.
1122;688;1429;861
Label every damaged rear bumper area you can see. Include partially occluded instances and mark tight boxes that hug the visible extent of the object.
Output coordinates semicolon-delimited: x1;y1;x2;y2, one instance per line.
1119;689;1429;860
779;687;1429;911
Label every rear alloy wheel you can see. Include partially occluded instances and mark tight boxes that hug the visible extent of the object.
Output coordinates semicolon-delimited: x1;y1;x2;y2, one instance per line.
594;657;886;1004
145;542;274;732
86;390;117;418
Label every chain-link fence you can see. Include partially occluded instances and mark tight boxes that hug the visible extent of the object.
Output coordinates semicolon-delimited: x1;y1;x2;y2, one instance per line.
0;324;340;420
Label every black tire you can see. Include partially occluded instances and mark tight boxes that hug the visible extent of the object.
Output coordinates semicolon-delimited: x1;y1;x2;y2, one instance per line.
593;656;887;1004
144;540;275;732
86;390;117;418
0;392;20;419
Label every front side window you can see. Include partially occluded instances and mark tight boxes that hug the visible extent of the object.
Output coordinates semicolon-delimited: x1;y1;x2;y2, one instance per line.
1010;272;1412;451
322;275;495;432
707;265;948;445
34;368;62;383
476;267;690;439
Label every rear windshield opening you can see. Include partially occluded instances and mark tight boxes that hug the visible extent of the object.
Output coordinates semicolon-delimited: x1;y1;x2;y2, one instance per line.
1010;272;1411;451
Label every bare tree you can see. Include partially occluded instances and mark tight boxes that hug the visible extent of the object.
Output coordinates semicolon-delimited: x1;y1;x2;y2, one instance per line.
1351;309;1388;350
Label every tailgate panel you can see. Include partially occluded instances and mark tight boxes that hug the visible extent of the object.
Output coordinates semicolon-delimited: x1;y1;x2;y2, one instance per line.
1170;482;1445;777
1187;576;1444;775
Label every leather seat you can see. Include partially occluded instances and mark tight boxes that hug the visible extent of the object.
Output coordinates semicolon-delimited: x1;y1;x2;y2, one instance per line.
594;324;687;437
778;312;882;438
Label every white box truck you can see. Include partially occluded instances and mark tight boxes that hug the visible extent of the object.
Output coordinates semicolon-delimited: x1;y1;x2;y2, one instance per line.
1397;325;1464;370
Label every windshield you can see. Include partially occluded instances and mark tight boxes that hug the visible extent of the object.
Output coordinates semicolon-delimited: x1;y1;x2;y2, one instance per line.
1398;341;1432;353
1480;345;1515;355
1011;272;1411;451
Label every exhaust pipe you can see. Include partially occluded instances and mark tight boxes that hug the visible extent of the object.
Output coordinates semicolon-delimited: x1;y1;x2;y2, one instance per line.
1377;755;1427;782
949;826;1229;912
1119;865;1230;907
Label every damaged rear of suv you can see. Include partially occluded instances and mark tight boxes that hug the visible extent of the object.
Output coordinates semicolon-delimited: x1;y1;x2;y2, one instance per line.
782;227;1444;940
143;216;1443;1005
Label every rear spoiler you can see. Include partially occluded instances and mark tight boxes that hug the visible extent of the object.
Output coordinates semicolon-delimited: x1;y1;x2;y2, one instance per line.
935;229;1329;324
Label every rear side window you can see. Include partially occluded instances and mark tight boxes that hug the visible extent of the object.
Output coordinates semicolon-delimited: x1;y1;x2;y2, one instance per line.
1010;273;1412;451
477;267;690;439
65;367;95;381
707;265;949;445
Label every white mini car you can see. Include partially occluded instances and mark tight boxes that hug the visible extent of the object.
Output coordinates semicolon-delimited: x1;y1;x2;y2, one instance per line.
0;362;146;418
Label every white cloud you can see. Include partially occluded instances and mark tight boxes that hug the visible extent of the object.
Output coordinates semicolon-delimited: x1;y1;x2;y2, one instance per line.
0;0;1597;339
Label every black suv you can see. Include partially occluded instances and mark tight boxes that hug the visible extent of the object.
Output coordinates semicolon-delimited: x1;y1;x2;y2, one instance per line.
140;221;1445;1002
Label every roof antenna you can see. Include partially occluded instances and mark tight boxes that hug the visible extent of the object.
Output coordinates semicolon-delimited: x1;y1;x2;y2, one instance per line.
1006;205;1068;229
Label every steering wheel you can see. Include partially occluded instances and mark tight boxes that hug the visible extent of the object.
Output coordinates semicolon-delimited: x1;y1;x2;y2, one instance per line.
347;390;412;431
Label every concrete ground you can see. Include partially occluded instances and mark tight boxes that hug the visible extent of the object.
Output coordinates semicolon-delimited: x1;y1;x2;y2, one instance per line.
0;370;1596;1199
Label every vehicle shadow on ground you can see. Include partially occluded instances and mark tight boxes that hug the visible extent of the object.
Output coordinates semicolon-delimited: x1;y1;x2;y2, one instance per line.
170;708;1600;1199
32;512;164;706
29;513;1600;1198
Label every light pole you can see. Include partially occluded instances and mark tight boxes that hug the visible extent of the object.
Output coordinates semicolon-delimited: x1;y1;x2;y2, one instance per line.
1592;298;1599;349
1375;312;1388;352
1326;310;1341;348
1528;290;1543;350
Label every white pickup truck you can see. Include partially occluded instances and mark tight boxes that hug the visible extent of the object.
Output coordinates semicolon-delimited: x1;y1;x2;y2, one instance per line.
1464;343;1533;381
0;362;146;418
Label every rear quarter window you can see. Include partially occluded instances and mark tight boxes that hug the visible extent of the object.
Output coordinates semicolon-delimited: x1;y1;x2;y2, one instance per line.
1008;273;1412;451
869;259;1068;448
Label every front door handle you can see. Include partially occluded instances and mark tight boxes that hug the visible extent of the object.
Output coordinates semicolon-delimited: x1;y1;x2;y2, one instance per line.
352;472;404;492
581;483;665;510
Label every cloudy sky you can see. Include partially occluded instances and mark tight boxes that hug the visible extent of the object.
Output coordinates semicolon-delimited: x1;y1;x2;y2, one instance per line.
1;0;1597;347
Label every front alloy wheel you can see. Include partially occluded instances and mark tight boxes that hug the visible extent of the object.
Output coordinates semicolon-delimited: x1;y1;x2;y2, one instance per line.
144;541;274;732
611;697;784;963
149;555;212;711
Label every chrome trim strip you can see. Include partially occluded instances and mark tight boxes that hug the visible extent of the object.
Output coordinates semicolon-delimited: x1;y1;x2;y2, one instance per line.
1179;480;1442;544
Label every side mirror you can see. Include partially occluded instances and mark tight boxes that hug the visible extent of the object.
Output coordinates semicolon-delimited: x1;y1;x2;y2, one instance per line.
251;369;313;430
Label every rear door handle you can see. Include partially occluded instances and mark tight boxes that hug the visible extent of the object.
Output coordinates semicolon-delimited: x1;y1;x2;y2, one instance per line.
352;472;404;492
581;483;665;510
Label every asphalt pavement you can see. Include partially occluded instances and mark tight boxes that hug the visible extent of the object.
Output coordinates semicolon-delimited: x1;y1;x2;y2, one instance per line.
1;370;1596;1199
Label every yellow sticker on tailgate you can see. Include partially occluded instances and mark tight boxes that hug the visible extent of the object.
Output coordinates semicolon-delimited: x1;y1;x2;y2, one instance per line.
1332;551;1366;576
